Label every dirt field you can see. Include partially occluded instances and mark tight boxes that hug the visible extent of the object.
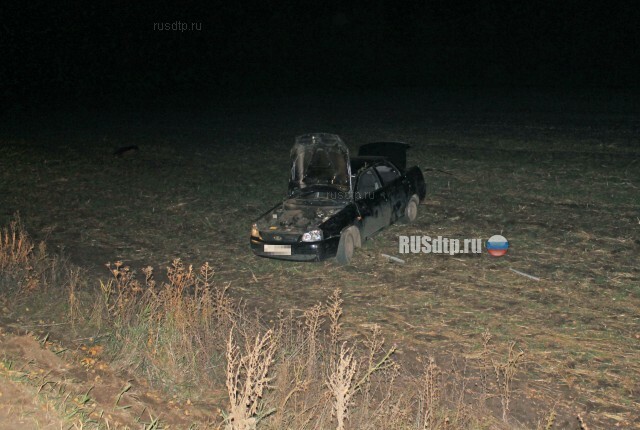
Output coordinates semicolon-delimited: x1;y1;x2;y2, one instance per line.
1;89;638;428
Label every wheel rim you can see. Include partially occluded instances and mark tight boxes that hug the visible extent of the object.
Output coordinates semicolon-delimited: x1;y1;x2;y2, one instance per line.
408;201;417;220
345;234;354;258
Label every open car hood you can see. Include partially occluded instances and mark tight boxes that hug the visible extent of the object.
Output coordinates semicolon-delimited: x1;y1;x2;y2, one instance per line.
255;197;347;236
288;133;351;196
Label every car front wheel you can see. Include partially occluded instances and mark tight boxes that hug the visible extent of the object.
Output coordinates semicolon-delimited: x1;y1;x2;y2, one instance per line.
336;226;359;265
400;195;419;223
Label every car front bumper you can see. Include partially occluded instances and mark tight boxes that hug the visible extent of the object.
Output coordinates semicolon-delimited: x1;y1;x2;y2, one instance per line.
250;236;340;262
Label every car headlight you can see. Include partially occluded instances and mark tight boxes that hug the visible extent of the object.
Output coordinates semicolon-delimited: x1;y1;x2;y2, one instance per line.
301;229;323;242
251;223;262;239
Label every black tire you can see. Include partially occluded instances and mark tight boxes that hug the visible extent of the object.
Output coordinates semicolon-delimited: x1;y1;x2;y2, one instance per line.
336;227;358;265
400;195;419;224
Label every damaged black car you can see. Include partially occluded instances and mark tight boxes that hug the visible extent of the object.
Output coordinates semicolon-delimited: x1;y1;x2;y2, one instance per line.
250;133;426;264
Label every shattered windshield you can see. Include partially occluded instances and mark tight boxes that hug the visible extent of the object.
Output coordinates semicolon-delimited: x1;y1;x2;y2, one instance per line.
289;133;351;196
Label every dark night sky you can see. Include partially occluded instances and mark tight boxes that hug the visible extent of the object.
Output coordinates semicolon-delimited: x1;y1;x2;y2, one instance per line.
2;1;638;109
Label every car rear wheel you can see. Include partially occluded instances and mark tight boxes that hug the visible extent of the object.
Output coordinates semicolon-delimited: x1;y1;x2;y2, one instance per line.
400;195;419;223
336;226;359;265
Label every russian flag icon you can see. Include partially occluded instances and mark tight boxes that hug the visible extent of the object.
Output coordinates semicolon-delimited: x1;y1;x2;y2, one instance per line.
486;235;509;257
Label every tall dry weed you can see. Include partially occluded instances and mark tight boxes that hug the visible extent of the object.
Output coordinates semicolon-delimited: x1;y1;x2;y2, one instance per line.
224;328;277;430
0;215;67;293
493;341;525;422
327;342;359;430
420;358;441;430
0;217;34;271
99;259;235;389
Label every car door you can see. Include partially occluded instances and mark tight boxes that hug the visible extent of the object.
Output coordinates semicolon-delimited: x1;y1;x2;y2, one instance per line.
374;162;405;223
354;167;391;237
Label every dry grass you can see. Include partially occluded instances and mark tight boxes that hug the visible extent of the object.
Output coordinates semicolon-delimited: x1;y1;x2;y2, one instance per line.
0;217;524;428
0;215;39;291
0;216;33;269
0;214;83;304
96;259;236;391
493;342;525;422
